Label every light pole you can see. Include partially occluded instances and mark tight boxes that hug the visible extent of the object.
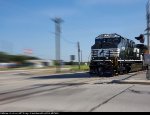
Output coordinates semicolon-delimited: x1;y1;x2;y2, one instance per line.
52;17;63;73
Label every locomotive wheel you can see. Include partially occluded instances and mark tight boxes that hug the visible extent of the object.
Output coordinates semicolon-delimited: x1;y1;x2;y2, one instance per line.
97;67;103;77
126;65;131;73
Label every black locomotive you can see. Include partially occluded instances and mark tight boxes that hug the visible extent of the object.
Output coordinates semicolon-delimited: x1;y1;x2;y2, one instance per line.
89;33;147;77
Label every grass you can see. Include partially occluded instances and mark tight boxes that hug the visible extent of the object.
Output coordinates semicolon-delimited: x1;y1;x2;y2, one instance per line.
0;65;89;73
1;63;143;74
0;67;32;71
131;64;143;72
70;65;89;72
0;66;56;71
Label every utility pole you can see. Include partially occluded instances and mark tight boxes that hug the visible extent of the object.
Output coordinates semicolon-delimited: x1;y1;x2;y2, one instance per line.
77;42;81;70
146;0;150;54
81;50;82;64
52;17;63;73
146;0;150;80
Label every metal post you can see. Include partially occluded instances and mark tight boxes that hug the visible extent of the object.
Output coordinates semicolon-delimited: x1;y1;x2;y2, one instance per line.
147;1;150;54
146;0;150;79
146;66;150;80
147;31;150;54
81;50;82;64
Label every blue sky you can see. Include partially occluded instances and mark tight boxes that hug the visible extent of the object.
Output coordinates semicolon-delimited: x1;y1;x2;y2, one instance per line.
0;0;147;61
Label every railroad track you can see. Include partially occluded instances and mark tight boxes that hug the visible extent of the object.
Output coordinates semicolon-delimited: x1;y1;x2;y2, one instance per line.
0;71;141;105
0;77;101;105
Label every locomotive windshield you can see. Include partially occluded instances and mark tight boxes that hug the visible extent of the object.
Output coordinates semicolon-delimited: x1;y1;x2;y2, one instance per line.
95;38;121;49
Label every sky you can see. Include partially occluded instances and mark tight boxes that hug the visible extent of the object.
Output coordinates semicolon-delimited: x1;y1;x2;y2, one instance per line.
0;0;148;62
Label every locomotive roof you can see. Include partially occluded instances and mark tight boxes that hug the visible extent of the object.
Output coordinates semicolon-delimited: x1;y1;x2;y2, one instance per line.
96;33;126;39
96;33;135;41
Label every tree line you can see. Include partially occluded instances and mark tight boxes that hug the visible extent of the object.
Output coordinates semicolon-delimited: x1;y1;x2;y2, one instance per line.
0;52;39;64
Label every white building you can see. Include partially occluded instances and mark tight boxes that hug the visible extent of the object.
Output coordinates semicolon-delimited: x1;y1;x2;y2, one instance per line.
26;60;54;68
0;63;17;68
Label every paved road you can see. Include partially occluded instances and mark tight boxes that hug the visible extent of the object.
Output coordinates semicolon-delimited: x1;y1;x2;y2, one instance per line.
0;71;150;112
0;68;70;74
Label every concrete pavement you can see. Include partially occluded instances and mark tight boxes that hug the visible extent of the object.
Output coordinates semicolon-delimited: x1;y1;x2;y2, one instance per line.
93;85;150;112
113;71;150;85
0;83;150;112
0;84;137;112
0;71;150;112
0;68;71;75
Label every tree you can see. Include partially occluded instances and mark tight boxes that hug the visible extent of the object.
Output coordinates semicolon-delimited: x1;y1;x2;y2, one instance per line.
0;52;39;64
0;52;10;62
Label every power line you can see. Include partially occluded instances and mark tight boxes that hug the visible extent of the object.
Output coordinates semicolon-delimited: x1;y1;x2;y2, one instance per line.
51;19;82;65
61;37;77;45
50;31;76;45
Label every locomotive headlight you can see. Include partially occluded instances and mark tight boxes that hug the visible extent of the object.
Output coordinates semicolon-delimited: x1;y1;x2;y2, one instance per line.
134;48;137;53
122;47;125;50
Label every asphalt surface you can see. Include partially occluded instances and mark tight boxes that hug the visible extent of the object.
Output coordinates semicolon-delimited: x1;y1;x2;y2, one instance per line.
0;70;150;112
